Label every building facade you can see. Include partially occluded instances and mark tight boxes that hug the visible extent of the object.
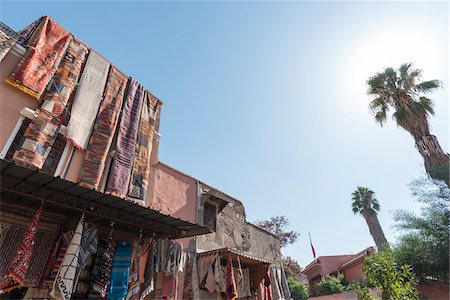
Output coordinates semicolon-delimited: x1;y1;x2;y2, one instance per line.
0;17;286;300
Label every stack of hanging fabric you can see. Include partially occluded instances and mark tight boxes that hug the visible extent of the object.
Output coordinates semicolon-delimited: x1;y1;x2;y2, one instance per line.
5;16;72;100
106;78;144;198
127;91;158;201
13;37;88;169
65;50;110;150
79;66;128;190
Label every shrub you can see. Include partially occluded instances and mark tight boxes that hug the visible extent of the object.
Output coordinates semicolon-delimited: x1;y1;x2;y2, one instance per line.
287;276;309;300
316;273;349;296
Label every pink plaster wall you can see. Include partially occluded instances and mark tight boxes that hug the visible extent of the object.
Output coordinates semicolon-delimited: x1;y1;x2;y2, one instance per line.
0;49;38;151
151;162;197;223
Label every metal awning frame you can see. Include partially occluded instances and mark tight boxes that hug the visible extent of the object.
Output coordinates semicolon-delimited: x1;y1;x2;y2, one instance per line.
0;159;210;239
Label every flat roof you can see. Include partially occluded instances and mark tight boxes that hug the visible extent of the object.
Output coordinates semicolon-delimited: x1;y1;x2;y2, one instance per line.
0;159;210;239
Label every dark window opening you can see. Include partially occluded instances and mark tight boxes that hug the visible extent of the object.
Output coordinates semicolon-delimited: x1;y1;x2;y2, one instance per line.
204;201;217;231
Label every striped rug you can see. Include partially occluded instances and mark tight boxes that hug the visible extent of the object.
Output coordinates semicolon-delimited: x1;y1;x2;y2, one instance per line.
65;51;110;150
12;38;88;169
79;66;128;190
106;78;144;198
0;22;20;62
5;16;71;100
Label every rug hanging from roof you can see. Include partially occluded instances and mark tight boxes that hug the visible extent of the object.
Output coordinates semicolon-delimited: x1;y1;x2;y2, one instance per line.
127;91;158;201
65;51;110;150
16;17;42;46
5;16;71;100
92;233;116;298
0;22;20;62
50;214;84;300
105;78;144;198
79;66;128;190
107;242;131;299
12;38;88;169
0;205;42;294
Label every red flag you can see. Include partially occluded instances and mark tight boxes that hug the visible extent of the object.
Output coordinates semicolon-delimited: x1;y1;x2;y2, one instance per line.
309;233;316;259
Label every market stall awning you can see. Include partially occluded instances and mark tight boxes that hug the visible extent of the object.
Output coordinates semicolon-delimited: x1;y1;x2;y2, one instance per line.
198;247;272;265
0;159;210;239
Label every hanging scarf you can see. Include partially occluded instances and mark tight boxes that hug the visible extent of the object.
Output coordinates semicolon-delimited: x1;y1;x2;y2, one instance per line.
125;242;140;300
79;66;128;190
140;240;155;300
107;242;131;299
0;205;42;294
105;78;144;198
12;37;88;169
226;255;238;300
65;50;110;150
50;214;85;300
5;16;71;100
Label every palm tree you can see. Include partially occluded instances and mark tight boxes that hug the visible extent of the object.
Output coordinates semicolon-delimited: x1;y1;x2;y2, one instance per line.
351;186;388;250
367;63;449;186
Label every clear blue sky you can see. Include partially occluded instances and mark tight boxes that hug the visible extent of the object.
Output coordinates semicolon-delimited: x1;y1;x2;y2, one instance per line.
2;1;448;267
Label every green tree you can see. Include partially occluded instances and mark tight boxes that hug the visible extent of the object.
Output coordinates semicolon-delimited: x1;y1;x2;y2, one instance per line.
393;176;449;283
351;186;388;250
353;249;419;300
256;216;299;248
317;273;348;296
367;63;449;185
288;276;309;300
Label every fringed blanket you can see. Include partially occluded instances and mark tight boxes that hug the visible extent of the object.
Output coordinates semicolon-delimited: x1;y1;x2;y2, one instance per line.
79;66;128;190
0;205;42;294
107;242;131;299
12;38;88;169
127;92;158;201
0;22;20;62
65;51;110;150
226;255;238;300
140;240;155;300
51;214;84;300
5;16;71;100
106;78;144;198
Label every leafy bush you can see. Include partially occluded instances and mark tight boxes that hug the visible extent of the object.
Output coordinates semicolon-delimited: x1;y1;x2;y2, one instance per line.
287;276;309;300
316;273;349;296
353;248;419;300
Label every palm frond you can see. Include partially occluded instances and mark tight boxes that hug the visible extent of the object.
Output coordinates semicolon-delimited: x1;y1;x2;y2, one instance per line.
398;63;413;87
419;96;435;115
416;80;442;93
392;107;408;123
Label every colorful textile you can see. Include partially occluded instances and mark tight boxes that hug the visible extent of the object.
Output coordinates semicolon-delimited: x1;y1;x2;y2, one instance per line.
65;51;110;150
49;245;67;280
161;274;178;300
182;253;194;300
16;17;42;46
12;38;87;169
106;78;144;198
79;66;128;190
51;214;84;300
88;238;106;298
140;240;155;300
0;22;20;62
127;91;158;201
92;235;116;298
5;16;71;99
226;256;238;300
198;253;217;286
107;242;131;300
78;223;98;269
125;242;139;300
0;205;42;294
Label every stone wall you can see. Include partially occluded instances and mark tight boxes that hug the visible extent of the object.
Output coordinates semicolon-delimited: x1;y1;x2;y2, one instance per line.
196;193;281;262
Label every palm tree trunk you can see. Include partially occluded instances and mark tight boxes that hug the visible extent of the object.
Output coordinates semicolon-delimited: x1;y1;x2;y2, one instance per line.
364;213;388;250
415;134;450;186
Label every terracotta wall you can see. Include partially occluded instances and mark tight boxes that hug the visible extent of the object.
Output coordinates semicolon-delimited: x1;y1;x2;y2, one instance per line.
417;283;450;300
342;262;365;283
